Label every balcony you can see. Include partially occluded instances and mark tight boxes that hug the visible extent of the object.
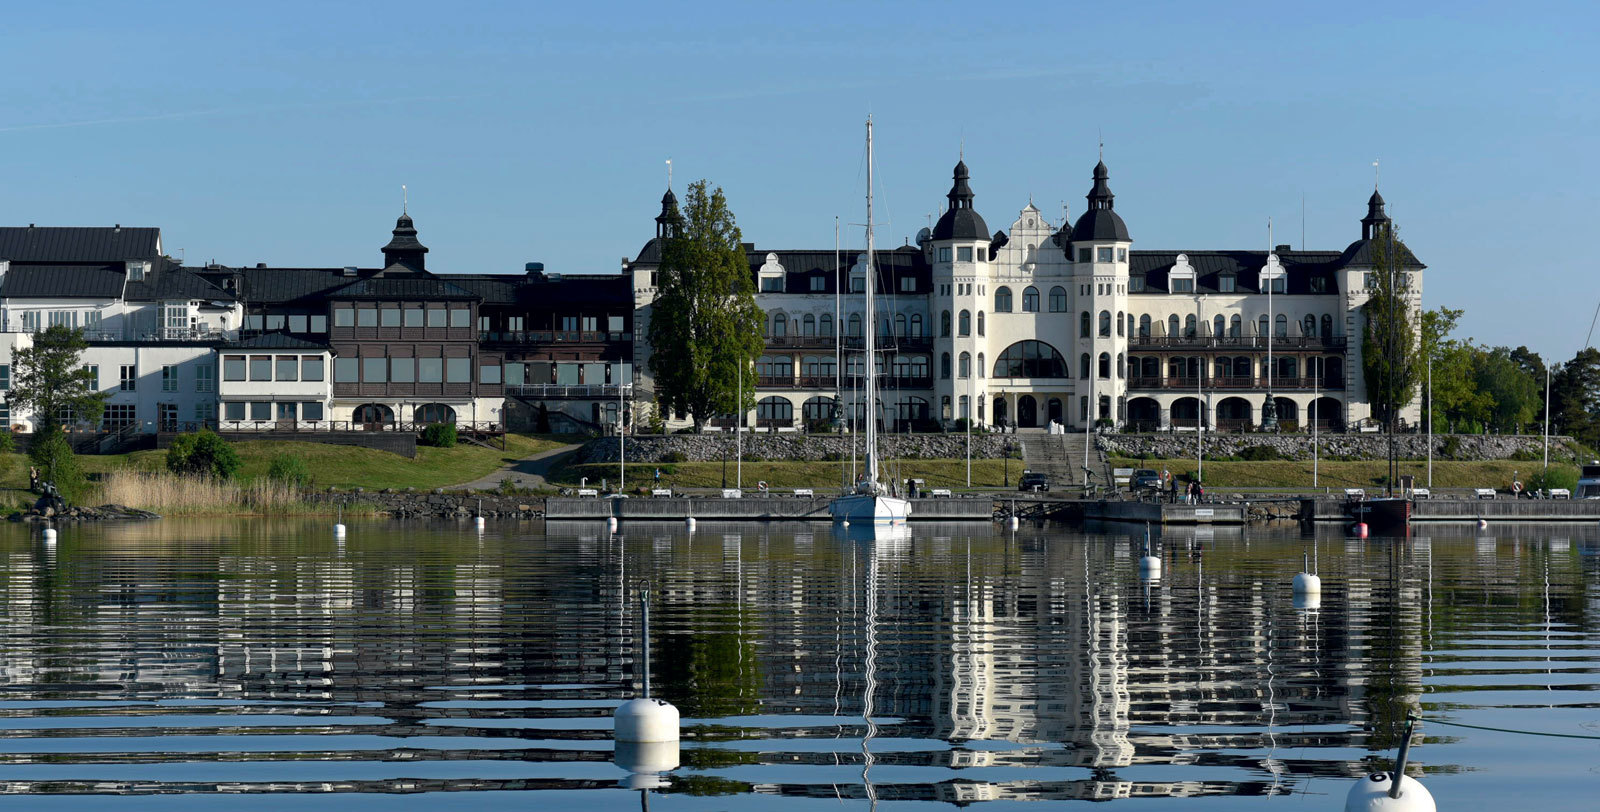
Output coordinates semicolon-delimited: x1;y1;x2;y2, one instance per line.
505;383;632;399
480;330;631;344
1130;335;1347;350
1127;376;1346;391
81;326;231;343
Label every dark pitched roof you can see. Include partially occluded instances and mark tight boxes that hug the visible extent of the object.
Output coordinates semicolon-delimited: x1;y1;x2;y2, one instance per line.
1338;237;1426;269
223;333;331;350
932;160;990;241
1069;161;1131;243
124;262;235;301
1129;250;1345;295
634;236;667;266
747;246;929;294
0;264;125;298
326;275;479;301
218;267;358;305
0;226;159;263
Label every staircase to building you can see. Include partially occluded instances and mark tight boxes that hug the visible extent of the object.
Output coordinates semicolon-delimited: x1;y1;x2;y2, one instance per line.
1020;432;1110;494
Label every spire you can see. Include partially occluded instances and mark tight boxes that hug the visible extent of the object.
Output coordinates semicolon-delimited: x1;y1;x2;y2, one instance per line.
381;211;428;271
655;187;680;239
1086;159;1115;211
1361;189;1390;240
946;159;975;211
932;158;989;241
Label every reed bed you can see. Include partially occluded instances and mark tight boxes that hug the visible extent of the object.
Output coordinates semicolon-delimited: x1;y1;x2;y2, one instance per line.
99;470;352;516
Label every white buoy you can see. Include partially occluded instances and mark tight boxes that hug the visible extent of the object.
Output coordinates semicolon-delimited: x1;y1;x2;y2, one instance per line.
1353;522;1369;539
1008;515;1019;530
841;520;850;528
1293;553;1321;594
475;516;486;530
614;739;679;787
1293;592;1322;611
41;527;57;542
1477;518;1488;530
1347;715;1433;812
607;516;619;533
334;503;346;537
614;586;679;748
685;516;696;531
1139;525;1161;579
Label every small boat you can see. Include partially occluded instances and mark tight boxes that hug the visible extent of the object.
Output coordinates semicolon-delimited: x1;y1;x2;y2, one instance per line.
828;117;910;527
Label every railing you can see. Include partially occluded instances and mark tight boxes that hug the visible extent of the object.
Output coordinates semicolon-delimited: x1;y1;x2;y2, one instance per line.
479;330;631;344
505;383;631;398
764;335;934;352
203;420;505;433
763;335;837;349
1130;335;1347;350
1127;376;1346;391
78;327;231;343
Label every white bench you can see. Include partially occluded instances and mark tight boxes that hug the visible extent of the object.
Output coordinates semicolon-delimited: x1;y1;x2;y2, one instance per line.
1549;488;1571;499
651;488;672;497
1411;488;1431;499
1474;488;1496;500
930;488;952;498
793;489;813;498
1344;488;1365;498
721;488;742;499
576;488;599;498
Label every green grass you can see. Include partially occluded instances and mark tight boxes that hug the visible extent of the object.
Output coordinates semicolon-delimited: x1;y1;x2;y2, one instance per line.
1;433;573;494
1110;457;1577;490
555;458;1019;491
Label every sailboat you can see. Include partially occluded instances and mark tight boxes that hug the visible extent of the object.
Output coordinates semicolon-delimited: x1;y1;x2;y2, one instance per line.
830;117;911;526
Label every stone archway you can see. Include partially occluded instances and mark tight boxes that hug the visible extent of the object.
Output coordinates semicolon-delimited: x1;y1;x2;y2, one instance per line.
1047;397;1063;424
1017;395;1038;428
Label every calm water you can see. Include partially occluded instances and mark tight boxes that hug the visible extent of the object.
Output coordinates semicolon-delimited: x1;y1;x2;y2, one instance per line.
0;519;1596;811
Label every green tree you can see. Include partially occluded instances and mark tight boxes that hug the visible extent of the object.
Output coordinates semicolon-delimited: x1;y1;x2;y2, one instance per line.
166;430;242;479
1419;307;1472;432
28;425;84;503
8;325;107;432
1361;226;1419;429
1551;347;1600;450
1472;347;1541;433
647;180;764;432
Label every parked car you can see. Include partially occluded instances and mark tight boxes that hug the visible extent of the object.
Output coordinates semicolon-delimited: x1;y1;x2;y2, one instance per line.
1132;469;1161;490
1019;472;1050;493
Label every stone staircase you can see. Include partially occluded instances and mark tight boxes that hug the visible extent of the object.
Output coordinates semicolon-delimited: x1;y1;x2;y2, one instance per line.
1020;432;1108;492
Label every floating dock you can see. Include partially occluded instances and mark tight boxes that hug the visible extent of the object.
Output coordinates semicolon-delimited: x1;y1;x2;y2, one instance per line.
1299;497;1600;522
543;496;995;521
1081;500;1247;525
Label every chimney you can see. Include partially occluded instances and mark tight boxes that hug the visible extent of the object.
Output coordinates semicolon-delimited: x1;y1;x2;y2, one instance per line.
525;261;545;277
1275;244;1292;253
256;263;267;268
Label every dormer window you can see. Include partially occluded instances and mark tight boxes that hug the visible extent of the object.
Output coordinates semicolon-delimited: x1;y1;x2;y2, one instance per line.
809;275;826;292
758;252;785;293
1168;253;1196;294
1097;247;1113;263
126;260;148;281
1218;274;1236;293
1260;253;1286;294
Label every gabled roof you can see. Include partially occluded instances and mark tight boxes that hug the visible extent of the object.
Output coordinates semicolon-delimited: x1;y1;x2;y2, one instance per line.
326;274;480;301
0;264;125;298
124;261;235;301
1338;237;1426;269
223;333;331;350
745;246;929;294
1129;250;1344;295
0;226;159;263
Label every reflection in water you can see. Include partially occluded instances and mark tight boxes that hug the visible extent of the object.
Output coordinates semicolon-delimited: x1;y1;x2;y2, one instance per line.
0;518;1594;810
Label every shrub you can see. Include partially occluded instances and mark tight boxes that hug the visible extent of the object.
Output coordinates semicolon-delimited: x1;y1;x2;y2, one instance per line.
1508;447;1541;462
420;422;457;448
166;430;242;480
28;425;86;503
0;431;13;481
1526;467;1578;493
266;454;311;488
1440;436;1463;460
1239;445;1284;461
661;450;688;463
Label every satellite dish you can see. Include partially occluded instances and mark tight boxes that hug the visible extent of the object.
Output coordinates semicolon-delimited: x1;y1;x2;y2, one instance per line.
915;227;931;244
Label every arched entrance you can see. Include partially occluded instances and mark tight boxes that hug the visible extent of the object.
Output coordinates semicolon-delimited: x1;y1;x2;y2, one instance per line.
354;403;395;430
1047;397;1063;425
415;403;456;425
1170;397;1201;429
1310;396;1343;431
1215;396;1253;432
1017;395;1038;428
1273;397;1299;428
993;397;1008;428
1127;397;1160;432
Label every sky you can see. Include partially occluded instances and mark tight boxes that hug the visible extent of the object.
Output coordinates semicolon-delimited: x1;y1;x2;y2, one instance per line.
2;1;1596;360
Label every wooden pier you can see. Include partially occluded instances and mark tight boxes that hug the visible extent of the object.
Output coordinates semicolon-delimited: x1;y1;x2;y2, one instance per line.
1299;497;1600;523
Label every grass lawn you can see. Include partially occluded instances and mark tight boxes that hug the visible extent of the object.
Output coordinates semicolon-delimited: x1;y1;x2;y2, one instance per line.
1110;457;1577;490
2;434;573;494
554;458;1019;491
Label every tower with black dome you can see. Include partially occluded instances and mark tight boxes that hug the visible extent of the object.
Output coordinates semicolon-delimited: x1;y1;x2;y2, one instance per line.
928;159;992;425
1068;160;1133;429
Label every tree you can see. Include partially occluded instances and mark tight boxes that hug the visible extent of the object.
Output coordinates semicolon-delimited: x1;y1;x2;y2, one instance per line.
1472;347;1541;433
166;430;242;479
8;325;107;432
1419;306;1471;432
1551;347;1600;450
647;180;765;431
1361;225;1419;429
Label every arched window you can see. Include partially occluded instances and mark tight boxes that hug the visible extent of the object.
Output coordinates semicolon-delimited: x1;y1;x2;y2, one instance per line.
414;403;454;424
1229;314;1241;337
1275;313;1288;337
802;314;815;336
1079;353;1091;379
940;352;951;379
802;396;835;423
772;312;787;337
977;352;984;378
959;310;971;336
1184;314;1196;337
1098;352;1110;379
894;313;907;337
940;311;951;337
1303;314;1316;337
757;396;793;423
959;395;970;420
878;316;892;336
1080;311;1091;337
1138;314;1151;337
1022;287;1040;312
1258;314;1269;337
1213;315;1225;338
846;313;862;337
820;313;834;337
1117;352;1125;378
1049;286;1068;312
1321;314;1333;338
994;286;1012;312
1215;357;1231;378
1117;311;1125;337
990;341;1069;378
909;313;924;337
1168;358;1184;379
1099;310;1112;337
1167;314;1180;337
977;311;986;336
959;351;971;378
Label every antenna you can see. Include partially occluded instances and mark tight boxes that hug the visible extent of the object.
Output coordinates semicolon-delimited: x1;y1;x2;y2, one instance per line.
1301;192;1307;251
1373;159;1380;190
401;184;408;214
1098;129;1104;161
665;158;672;190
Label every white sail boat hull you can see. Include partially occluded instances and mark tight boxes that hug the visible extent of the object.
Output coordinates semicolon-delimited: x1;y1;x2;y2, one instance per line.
829;493;911;524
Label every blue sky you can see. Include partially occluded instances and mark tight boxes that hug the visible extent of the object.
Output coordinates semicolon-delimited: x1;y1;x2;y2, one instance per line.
3;1;1596;359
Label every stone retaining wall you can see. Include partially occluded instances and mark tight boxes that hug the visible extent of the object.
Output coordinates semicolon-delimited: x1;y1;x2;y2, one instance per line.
1098;432;1571;462
310;491;541;519
576;433;1017;464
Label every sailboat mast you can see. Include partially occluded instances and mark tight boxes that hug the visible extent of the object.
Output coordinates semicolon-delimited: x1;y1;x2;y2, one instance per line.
864;116;878;487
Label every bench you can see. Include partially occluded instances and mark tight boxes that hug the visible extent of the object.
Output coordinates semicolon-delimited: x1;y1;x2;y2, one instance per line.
721;488;742;499
930;488;952;498
793;489;813;498
1411;488;1430;499
1474;488;1496;500
650;488;672;497
1549;488;1571;499
576;488;599;498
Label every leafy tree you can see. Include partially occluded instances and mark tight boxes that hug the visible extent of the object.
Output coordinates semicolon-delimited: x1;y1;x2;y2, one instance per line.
647;180;764;432
1419;307;1472;432
1361;226;1419;429
28;425;85;503
166;430;242;479
1551;347;1600;450
8;325;107;432
1472;347;1541;433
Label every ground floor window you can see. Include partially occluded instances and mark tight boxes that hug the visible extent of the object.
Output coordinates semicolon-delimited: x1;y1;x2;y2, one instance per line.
102;404;137;430
415;403;456;424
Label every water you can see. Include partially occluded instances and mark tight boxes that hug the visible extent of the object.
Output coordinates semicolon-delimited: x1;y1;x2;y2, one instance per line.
0;518;1596;811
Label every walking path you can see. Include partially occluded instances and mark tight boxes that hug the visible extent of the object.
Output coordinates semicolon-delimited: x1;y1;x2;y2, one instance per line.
455;442;583;491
